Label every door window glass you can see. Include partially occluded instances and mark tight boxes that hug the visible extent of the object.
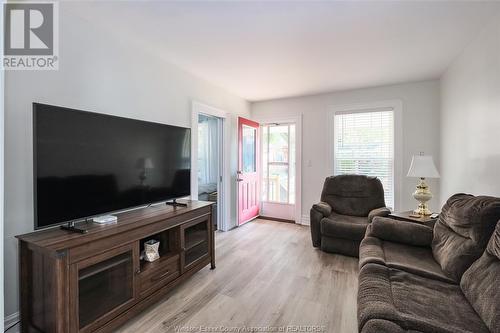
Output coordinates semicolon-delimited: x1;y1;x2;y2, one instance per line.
242;125;256;173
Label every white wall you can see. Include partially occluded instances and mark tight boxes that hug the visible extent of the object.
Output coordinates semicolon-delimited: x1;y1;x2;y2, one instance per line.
440;14;500;203
1;0;5;329
3;4;249;318
251;80;441;221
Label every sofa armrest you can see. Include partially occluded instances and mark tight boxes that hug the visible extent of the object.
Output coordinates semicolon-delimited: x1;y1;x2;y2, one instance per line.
312;201;332;217
366;217;433;247
368;207;391;223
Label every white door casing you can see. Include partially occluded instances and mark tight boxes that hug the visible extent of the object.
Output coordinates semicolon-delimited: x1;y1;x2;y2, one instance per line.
191;101;231;231
253;115;302;225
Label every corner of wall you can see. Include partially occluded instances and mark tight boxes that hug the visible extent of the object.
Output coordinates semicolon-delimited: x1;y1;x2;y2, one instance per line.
438;9;500;203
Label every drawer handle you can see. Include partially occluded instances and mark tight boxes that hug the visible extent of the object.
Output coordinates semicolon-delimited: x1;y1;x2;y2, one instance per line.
151;270;170;282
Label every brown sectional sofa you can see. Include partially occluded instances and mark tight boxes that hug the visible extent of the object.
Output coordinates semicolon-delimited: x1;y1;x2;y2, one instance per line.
357;193;500;333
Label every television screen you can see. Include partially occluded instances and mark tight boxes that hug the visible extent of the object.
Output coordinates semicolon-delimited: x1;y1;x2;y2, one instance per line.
34;103;191;229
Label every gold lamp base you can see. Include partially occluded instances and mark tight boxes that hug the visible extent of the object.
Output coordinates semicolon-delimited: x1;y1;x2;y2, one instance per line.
412;178;433;216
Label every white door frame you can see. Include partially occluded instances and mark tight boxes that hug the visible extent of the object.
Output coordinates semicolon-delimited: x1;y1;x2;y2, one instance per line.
252;115;302;225
191;101;231;231
0;18;5;330
327;100;403;211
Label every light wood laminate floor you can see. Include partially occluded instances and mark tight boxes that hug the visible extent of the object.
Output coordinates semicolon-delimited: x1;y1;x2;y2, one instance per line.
118;219;359;333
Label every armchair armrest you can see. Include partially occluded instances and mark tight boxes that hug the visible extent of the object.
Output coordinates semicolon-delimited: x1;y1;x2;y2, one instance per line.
366;217;433;247
368;207;391;223
310;202;332;248
312;202;332;217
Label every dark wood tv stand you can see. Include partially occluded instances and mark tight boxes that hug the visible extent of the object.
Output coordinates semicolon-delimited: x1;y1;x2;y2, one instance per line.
16;201;215;333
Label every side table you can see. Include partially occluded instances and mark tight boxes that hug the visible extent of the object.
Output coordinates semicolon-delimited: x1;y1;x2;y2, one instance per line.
388;211;438;229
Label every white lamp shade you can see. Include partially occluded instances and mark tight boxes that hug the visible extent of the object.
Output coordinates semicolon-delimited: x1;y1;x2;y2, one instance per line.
137;157;154;169
407;155;440;178
143;158;154;169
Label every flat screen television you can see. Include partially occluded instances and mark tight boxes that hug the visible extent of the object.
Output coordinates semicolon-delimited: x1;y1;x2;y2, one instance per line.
34;103;191;229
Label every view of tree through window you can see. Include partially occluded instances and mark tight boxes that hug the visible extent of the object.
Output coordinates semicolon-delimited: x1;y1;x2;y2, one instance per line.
262;124;295;204
334;110;394;209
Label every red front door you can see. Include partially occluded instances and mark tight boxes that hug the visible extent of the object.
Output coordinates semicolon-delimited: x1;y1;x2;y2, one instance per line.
237;117;260;225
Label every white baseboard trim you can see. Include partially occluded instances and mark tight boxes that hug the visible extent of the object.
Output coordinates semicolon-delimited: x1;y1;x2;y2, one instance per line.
298;214;310;226
5;312;20;332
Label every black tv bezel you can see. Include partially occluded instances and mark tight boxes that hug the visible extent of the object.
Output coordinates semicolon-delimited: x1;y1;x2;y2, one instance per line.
33;102;192;230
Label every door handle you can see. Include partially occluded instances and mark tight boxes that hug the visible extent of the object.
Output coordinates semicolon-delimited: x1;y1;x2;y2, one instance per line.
236;179;243;182
236;170;242;175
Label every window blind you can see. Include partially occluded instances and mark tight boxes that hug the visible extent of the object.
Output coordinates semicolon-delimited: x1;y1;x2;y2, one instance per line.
334;110;394;209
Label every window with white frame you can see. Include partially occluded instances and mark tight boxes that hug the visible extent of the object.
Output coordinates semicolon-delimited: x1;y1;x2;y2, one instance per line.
334;109;394;209
261;123;296;204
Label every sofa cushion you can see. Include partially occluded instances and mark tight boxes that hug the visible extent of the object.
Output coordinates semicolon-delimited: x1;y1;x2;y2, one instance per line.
358;263;489;333
320;175;386;217
320;213;368;241
359;236;455;283
460;221;500;333
432;193;500;282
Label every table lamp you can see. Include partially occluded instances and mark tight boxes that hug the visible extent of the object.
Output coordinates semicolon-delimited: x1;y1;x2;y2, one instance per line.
407;153;440;216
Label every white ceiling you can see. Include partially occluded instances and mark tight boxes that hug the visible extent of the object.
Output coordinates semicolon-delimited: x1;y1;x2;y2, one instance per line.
71;1;500;102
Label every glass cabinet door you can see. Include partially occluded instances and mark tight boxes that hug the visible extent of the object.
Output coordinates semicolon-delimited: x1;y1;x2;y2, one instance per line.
73;243;138;331
181;217;210;271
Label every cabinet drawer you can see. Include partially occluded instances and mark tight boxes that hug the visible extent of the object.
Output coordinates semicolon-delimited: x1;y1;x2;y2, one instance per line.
139;255;180;295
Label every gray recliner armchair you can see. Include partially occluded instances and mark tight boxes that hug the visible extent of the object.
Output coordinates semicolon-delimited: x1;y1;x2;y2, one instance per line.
310;174;390;257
